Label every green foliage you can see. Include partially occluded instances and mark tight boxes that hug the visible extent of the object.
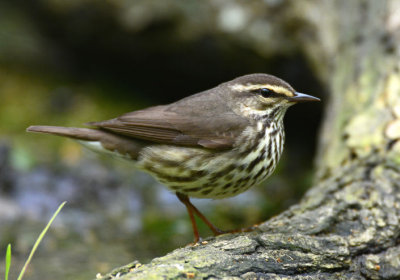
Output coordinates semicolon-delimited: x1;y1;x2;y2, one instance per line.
5;244;11;280
2;202;66;280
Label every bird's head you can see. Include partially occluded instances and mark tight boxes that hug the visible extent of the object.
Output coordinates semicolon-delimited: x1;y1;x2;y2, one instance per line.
223;73;320;121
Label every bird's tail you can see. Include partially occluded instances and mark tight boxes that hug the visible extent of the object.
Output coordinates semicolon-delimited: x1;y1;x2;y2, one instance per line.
27;125;105;141
27;125;143;160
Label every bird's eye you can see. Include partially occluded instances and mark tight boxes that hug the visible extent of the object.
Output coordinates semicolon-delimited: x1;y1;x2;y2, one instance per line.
258;88;273;98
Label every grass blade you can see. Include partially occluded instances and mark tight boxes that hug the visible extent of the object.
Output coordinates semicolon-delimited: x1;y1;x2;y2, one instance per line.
5;244;11;280
17;201;67;280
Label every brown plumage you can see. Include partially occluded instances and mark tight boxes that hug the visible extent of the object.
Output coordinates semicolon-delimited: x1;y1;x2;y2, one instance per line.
27;73;320;242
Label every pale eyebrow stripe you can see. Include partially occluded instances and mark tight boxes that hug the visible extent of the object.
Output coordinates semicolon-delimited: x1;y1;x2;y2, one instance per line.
229;84;294;97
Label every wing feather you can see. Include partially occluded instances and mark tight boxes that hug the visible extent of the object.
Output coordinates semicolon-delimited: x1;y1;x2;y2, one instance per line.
88;89;250;149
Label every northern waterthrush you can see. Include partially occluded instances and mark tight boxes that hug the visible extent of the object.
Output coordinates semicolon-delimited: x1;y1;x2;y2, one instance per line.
27;73;319;242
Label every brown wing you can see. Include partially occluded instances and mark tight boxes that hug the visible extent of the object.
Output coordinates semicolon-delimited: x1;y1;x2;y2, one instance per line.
88;89;250;150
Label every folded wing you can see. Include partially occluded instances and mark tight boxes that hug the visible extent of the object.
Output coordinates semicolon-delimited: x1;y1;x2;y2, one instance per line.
89;94;249;150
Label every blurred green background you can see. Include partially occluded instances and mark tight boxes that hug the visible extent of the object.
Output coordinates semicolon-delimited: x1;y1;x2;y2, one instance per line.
0;1;324;279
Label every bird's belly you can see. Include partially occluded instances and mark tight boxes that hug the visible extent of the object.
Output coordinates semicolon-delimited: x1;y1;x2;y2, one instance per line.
137;129;284;199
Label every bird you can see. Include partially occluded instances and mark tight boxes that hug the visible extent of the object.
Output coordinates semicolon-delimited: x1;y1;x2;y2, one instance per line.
27;73;320;243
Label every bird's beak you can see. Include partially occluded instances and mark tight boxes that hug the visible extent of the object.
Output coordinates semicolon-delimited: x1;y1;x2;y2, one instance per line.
288;92;320;102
